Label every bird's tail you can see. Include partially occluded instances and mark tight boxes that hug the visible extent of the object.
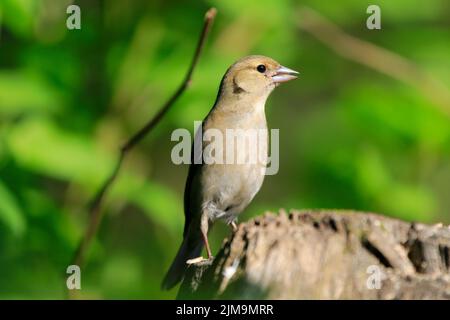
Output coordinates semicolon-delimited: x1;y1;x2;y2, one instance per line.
161;236;203;290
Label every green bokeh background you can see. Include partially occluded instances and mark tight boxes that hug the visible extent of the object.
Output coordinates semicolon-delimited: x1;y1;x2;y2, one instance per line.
0;0;449;299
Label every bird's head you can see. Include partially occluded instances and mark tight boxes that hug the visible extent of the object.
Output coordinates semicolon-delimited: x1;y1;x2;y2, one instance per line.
220;55;299;101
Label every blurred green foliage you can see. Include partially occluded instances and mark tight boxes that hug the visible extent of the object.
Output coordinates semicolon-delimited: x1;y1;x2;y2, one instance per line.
0;0;449;299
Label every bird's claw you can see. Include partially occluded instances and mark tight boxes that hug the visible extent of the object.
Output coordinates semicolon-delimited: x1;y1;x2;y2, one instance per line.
186;256;214;265
186;257;205;264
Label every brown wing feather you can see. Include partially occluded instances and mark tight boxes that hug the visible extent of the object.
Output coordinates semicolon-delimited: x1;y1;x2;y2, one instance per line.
183;77;226;237
183;161;201;237
183;122;205;237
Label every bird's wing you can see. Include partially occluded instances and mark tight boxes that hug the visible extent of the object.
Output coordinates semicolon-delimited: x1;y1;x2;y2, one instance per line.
183;122;205;238
183;161;201;237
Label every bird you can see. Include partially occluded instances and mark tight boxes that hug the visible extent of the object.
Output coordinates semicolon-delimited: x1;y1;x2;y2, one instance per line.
161;55;298;290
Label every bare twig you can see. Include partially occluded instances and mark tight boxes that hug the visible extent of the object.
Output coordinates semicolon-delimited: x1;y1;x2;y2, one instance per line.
68;8;217;295
297;7;450;118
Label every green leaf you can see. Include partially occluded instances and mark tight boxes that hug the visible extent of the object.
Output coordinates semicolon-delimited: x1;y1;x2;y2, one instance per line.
0;0;37;37
0;72;60;116
379;184;436;222
6;117;113;187
0;180;26;236
127;181;182;232
6;117;182;232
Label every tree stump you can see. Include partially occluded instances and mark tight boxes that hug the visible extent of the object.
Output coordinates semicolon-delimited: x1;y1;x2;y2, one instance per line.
178;210;450;299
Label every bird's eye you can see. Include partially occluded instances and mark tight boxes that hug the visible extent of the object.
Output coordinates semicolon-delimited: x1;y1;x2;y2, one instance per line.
256;64;266;73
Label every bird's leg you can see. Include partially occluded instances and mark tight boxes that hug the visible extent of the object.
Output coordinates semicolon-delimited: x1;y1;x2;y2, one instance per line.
230;221;238;232
186;213;212;265
201;213;213;260
201;228;213;260
185;232;212;264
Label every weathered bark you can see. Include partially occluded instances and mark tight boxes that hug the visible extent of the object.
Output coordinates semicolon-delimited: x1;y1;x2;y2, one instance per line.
178;210;450;299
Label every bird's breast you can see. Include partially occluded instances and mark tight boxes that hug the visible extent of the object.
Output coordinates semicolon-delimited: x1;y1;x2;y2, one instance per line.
203;105;268;168
198;104;269;221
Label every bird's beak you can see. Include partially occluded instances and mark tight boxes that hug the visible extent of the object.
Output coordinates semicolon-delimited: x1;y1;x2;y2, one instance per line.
272;66;299;83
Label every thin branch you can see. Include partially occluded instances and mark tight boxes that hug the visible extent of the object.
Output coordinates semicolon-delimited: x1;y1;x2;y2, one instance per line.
296;7;450;119
69;7;217;290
